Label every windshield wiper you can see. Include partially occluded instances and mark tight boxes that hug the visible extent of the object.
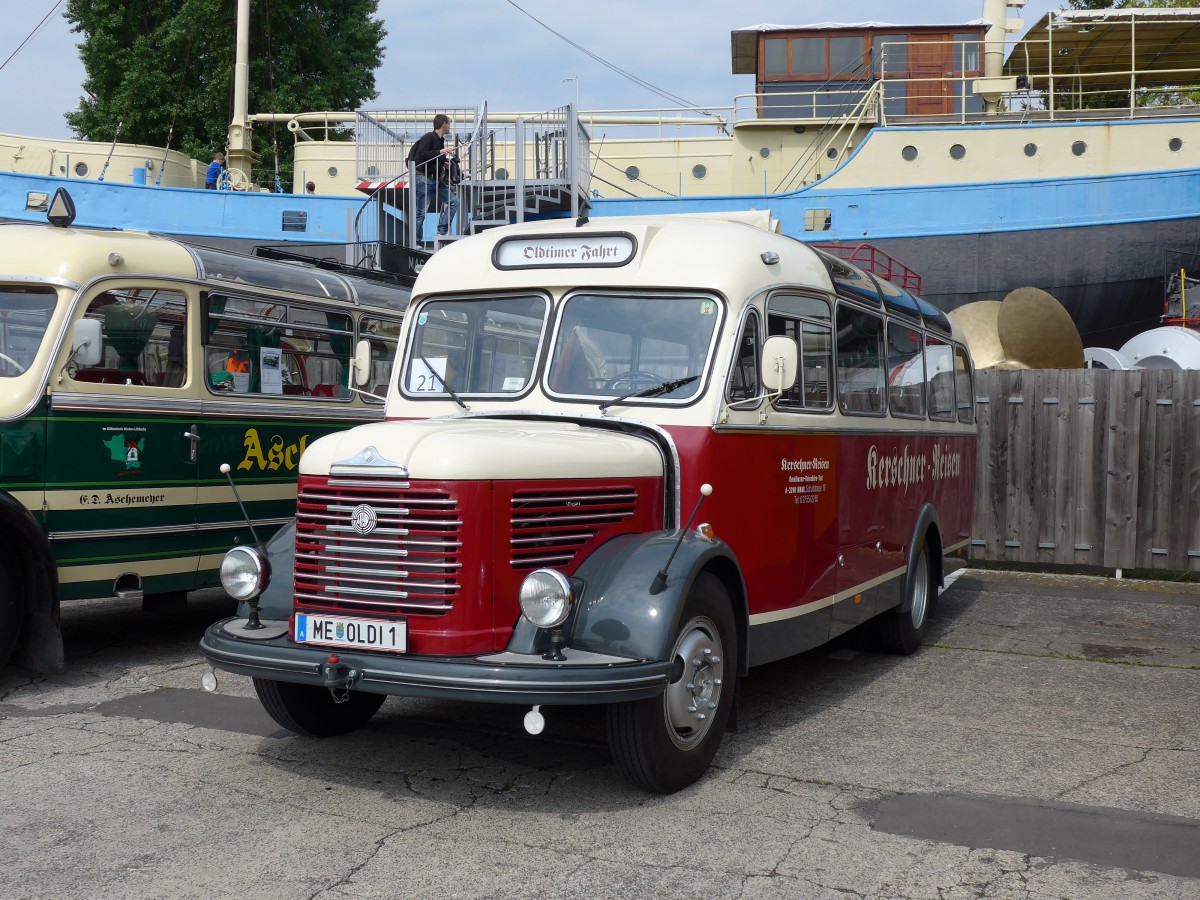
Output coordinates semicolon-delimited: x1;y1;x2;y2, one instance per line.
599;375;699;412
418;355;469;411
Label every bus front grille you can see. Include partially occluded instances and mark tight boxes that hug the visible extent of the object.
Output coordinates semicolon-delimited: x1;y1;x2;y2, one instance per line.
509;486;639;569
294;476;461;616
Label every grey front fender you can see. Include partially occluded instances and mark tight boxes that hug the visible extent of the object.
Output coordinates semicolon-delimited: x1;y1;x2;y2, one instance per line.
506;531;748;672
235;520;295;621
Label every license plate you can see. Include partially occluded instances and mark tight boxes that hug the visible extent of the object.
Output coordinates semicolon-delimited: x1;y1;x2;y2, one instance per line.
294;613;407;653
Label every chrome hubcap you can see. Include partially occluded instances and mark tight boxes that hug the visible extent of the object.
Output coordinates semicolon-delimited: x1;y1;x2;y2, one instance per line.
910;551;929;629
663;615;724;750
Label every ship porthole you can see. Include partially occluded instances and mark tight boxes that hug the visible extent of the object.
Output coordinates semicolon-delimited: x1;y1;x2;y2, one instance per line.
1071;141;1087;157
949;143;966;160
759;147;770;159
1170;137;1183;152
327;166;338;177
901;145;918;162
625;165;640;181
1024;143;1038;157
75;161;89;177
692;164;707;180
496;167;509;179
826;147;839;159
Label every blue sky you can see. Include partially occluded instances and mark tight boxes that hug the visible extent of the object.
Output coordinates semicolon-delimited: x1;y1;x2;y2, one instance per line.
3;0;1060;139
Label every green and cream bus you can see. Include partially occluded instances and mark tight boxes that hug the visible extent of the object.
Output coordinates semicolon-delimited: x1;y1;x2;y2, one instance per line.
0;213;408;670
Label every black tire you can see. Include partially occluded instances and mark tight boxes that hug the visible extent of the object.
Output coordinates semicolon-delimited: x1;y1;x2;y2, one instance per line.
877;542;933;655
606;572;737;793
253;677;385;737
0;547;23;669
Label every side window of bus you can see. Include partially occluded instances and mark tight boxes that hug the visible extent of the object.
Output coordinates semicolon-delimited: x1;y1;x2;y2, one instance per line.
767;294;832;410
75;288;188;388
205;293;352;398
886;321;926;418
835;304;884;415
926;337;956;421
726;313;760;403
360;315;401;402
954;344;975;423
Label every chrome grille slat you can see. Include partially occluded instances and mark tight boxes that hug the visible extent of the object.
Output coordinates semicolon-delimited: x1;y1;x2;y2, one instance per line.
511;533;598;546
298;529;461;550
299;570;458;592
512;511;632;526
295;591;451;611
299;494;455;508
516;553;578;566
512;491;636;505
297;549;462;569
326;478;411;488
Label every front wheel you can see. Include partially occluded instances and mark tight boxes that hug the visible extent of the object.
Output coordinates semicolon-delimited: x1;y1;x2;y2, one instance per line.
606;572;737;793
253;677;385;737
0;548;22;668
876;542;933;655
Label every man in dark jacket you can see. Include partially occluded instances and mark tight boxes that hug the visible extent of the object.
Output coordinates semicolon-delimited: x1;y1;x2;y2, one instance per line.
409;114;459;245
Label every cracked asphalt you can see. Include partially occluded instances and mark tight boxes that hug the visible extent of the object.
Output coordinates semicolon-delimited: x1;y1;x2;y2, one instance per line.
1;569;1198;899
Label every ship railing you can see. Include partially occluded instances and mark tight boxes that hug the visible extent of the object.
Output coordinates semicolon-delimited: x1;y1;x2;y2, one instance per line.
874;36;1200;126
812;242;922;295
350;104;593;256
730;89;879;124
352;106;480;188
772;81;883;193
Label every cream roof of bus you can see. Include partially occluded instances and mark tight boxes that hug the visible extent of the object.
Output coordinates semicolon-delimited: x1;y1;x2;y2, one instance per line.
413;213;838;306
0;223;198;284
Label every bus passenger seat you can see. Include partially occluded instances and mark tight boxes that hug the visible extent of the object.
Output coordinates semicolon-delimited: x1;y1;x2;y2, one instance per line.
74;368;147;386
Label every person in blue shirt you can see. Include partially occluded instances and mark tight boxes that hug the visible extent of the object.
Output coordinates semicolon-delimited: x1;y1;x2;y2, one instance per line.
205;152;225;189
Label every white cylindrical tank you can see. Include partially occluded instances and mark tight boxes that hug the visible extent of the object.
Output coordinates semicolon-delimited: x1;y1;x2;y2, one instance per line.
1083;347;1134;370
1118;327;1200;370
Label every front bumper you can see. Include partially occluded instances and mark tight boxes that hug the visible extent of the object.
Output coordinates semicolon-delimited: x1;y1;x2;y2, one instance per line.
200;617;673;705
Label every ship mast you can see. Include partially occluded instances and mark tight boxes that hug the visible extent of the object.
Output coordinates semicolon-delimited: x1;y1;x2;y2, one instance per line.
227;0;253;181
982;0;1026;114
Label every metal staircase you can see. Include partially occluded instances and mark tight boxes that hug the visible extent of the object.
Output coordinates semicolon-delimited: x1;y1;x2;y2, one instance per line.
350;103;592;271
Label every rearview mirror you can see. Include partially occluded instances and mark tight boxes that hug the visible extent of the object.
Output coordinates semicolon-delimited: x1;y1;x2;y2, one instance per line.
761;335;798;392
350;338;371;387
72;318;103;367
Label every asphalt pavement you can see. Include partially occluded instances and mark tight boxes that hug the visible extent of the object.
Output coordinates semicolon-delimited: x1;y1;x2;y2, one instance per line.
1;569;1197;899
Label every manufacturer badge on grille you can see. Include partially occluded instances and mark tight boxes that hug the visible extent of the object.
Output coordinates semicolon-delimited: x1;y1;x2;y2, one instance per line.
350;504;378;535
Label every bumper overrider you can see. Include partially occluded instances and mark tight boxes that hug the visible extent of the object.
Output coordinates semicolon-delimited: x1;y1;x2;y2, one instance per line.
200;618;673;706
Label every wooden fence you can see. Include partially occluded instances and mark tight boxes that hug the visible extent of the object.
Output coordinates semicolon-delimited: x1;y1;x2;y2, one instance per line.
970;369;1200;573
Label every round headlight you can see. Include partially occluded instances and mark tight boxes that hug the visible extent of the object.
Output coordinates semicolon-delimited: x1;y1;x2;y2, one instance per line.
220;546;269;601
519;569;573;629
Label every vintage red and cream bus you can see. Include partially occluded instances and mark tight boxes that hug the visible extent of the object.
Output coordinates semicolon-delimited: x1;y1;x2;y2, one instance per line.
201;212;977;793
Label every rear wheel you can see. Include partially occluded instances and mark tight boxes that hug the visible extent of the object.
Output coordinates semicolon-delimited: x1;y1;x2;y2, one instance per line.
253;677;385;737
877;542;933;655
606;572;736;793
0;548;22;668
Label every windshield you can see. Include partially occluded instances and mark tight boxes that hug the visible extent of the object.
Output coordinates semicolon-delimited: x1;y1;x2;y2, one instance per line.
547;292;720;402
403;294;548;397
0;286;58;378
